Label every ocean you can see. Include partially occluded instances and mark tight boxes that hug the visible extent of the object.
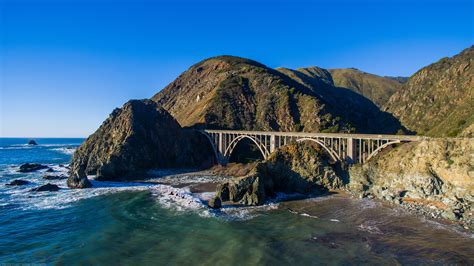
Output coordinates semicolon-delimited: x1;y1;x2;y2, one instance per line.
0;138;473;265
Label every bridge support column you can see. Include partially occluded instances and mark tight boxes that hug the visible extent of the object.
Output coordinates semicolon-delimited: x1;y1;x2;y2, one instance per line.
346;138;356;164
270;135;276;154
218;133;223;152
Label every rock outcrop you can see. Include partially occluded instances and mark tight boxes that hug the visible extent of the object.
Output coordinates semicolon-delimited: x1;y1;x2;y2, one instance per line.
152;56;404;134
349;139;474;226
384;46;474;137
6;179;30;186
27;140;38;145
68;99;213;188
213;143;346;206
43;174;67;180
30;183;60;192
18;163;48;173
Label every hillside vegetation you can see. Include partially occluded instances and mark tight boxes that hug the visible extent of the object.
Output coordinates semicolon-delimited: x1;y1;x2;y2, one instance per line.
152;56;404;134
384;46;474;137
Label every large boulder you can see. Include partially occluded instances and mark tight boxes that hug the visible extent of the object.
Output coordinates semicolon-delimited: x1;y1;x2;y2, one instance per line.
68;99;213;188
216;174;266;206
214;143;345;206
208;196;222;209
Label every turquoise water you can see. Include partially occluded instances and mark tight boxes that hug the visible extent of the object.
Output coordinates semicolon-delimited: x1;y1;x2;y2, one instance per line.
1;138;473;265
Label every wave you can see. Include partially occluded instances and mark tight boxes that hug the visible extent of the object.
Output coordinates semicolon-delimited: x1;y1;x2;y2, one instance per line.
52;147;76;155
0;163;295;221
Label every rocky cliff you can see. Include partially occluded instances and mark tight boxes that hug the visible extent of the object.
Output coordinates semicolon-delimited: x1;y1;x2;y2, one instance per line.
213;143;345;206
349;139;473;227
152;56;404;134
68;99;213;188
210;138;473;229
384;46;474;137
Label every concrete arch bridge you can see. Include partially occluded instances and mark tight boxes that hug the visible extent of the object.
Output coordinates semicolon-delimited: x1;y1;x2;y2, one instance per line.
198;130;422;165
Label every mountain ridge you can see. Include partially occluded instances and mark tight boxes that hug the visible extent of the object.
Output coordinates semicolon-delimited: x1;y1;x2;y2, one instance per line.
152;55;405;134
384;45;473;137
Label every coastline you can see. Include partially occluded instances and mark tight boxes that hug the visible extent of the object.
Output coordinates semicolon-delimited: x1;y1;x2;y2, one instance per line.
135;167;474;234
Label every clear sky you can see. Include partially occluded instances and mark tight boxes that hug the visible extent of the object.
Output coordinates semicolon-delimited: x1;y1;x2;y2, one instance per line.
1;0;473;137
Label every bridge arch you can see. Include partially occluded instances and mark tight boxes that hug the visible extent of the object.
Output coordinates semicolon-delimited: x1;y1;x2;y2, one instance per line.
365;140;401;162
295;138;340;162
196;131;221;163
224;135;269;160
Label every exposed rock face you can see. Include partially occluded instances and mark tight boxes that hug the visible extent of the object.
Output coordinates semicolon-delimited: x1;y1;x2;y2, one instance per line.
18;163;48;173
258;143;346;194
30;183;60;192
384;46;474;137
207;196;222;209
68;99;213;188
349;139;474;225
216;174;265;206
152;56;404;134
67;166;92;189
214;143;345;206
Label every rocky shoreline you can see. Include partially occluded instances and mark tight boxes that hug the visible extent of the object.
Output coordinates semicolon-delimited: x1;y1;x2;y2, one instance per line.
61;79;472;234
202;139;473;232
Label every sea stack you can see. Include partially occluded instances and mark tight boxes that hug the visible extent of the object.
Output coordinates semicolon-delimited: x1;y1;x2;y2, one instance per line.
67;99;213;188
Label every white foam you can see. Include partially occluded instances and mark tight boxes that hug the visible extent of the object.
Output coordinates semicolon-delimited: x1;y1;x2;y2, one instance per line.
52;147;76;155
149;185;210;217
358;222;383;234
0;163;286;221
300;213;319;219
219;203;279;221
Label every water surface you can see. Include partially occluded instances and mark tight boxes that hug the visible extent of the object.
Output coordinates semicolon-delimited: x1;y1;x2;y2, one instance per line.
1;138;472;265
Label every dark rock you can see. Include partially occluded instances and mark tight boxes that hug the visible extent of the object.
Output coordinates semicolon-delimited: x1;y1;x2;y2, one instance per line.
67;165;92;189
68;99;213;188
27;139;38;145
42;175;67;180
30;183;60;192
217;174;266;206
208;196;222;209
18;163;48;173
6;179;30;186
45;168;55;173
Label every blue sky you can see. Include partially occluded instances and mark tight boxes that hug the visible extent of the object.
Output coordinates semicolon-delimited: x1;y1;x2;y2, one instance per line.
1;0;473;137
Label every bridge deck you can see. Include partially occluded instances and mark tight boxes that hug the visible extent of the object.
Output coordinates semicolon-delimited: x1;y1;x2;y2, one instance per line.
202;129;423;141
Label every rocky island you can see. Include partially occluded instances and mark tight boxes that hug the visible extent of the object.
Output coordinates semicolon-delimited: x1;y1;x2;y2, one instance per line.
68;46;473;230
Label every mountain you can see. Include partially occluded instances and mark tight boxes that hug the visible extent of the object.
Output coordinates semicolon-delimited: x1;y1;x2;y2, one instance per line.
385;76;409;84
328;68;404;107
276;66;403;108
152;56;404;134
384;46;474;137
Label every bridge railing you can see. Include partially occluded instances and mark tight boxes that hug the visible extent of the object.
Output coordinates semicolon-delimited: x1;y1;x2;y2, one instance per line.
201;129;423;141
